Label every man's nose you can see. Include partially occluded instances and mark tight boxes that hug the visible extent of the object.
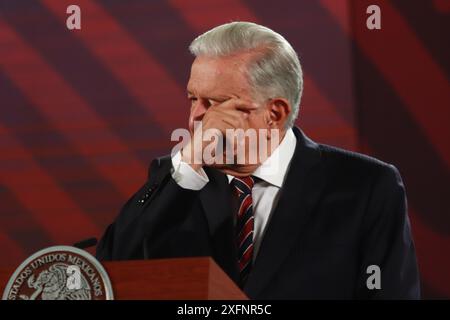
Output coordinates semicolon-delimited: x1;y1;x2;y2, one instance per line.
191;101;208;121
189;101;209;132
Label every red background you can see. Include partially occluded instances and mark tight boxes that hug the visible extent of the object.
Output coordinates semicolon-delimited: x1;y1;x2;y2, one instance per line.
0;0;448;298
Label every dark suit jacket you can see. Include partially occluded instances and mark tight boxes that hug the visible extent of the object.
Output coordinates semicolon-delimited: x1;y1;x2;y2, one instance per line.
96;127;420;299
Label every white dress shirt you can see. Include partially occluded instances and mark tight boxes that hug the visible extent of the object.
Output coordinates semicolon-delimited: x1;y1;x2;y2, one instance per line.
171;129;297;259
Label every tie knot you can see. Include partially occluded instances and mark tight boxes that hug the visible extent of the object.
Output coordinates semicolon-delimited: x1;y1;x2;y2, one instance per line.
231;176;254;195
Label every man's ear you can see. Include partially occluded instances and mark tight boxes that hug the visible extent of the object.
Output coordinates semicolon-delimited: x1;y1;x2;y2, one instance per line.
266;98;291;129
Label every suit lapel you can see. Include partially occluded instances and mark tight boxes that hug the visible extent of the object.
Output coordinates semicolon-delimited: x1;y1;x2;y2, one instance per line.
244;128;326;298
199;169;239;282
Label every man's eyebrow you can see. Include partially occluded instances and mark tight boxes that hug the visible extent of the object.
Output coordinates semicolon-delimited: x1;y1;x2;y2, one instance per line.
186;91;229;102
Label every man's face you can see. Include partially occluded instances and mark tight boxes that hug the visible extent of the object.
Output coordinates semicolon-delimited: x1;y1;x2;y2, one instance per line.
186;54;267;134
185;53;287;173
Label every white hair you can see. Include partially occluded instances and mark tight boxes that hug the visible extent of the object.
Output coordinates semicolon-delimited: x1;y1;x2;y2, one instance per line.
189;21;303;128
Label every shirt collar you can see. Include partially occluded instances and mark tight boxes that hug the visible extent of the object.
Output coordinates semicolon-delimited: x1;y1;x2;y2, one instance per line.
227;128;297;188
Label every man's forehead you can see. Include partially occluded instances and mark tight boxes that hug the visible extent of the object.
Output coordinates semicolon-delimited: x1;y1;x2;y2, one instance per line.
187;55;250;95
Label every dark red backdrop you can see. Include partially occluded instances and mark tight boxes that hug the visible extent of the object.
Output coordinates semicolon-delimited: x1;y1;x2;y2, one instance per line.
0;0;448;298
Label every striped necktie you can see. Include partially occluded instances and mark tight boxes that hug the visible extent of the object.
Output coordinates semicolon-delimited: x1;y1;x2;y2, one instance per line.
231;176;255;287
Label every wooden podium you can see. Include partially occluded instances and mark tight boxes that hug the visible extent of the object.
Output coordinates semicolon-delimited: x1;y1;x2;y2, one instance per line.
0;257;247;300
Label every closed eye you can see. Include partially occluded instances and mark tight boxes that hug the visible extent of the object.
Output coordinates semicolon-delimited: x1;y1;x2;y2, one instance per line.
208;98;228;106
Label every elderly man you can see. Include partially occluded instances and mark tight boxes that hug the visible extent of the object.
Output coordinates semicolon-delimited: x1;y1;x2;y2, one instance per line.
97;22;420;299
